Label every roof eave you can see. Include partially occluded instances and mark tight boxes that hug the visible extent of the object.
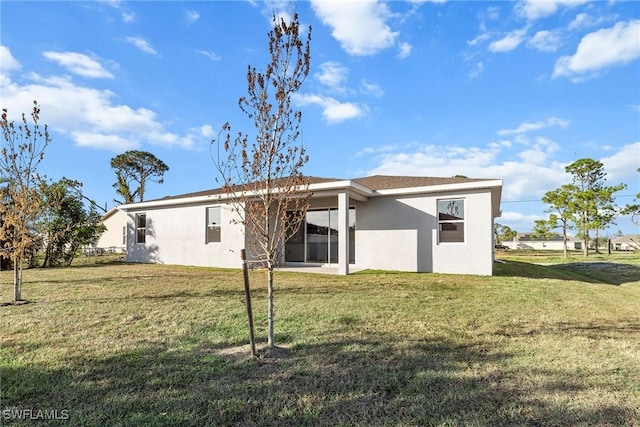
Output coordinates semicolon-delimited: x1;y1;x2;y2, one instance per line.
119;178;503;212
373;179;503;196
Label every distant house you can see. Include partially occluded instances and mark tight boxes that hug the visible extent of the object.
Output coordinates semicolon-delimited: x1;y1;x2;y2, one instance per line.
611;235;640;251
504;232;582;251
94;207;129;254
118;175;503;276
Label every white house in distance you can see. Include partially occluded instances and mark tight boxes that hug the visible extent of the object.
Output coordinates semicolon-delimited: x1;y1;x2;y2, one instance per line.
611;235;640;251
94;207;129;253
118;175;503;276
502;233;582;251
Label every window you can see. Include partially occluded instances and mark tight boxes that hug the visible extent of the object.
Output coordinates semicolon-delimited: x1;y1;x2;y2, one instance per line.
438;199;465;243
135;213;146;244
206;206;221;243
285;208;355;264
122;226;126;245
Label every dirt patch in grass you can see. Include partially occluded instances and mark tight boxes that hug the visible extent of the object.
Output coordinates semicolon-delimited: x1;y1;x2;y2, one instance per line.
208;343;293;365
0;299;32;307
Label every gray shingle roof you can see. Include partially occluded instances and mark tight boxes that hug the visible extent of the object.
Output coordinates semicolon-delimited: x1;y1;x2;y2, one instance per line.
148;174;496;202
352;175;490;191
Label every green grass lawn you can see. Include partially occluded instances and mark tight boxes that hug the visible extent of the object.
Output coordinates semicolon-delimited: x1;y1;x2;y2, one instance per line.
2;256;639;426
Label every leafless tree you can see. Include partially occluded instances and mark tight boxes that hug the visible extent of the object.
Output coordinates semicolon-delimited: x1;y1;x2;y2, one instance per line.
214;12;312;348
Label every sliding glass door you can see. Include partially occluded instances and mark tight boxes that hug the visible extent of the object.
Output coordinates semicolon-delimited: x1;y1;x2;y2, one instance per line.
285;208;355;264
306;210;331;263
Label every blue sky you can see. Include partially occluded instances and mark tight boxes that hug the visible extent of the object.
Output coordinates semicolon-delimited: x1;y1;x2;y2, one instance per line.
1;0;639;235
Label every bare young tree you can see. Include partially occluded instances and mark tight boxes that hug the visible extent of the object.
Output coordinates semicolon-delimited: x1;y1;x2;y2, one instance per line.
1;101;51;301
214;12;312;348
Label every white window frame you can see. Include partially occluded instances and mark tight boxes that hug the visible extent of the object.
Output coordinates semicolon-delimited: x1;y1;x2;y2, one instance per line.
437;199;465;244
135;213;146;244
206;206;221;244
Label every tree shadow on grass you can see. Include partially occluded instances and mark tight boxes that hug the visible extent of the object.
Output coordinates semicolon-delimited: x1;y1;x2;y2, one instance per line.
3;332;637;426
494;260;640;285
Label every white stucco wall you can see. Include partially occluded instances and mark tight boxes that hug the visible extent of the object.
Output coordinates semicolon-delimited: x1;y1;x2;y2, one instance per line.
121;185;498;275
96;208;128;252
355;189;495;275
431;190;494;276
356;197;425;272
125;202;245;268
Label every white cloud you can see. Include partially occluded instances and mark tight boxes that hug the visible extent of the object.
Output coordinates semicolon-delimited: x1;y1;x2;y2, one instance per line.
489;27;528;52
361;136;637;233
468;6;500;47
184;9;200;25
122;11;136;23
197;50;221;61
0;45;21;85
364;142;567;202
310;0;399;56
601;141;640;183
1;72;195;150
315;61;349;92
125;36;158;55
517;137;560;164
261;0;295;24
469;61;484;79
397;42;412;59
553;20;640;79
354;147;376;157
293;93;367;123
486;6;500;21
97;0;136;23
43;51;114;79
498;117;569;136
499;210;544;232
73;132;136;151
517;0;591;21
467;33;491;47
360;79;384;97
568;12;610;31
200;124;214;138
527;30;562;52
97;0;121;7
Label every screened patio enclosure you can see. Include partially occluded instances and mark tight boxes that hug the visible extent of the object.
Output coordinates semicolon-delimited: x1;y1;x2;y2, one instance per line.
285;208;355;264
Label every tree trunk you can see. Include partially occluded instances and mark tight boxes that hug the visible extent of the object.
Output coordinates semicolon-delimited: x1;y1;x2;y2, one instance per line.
582;212;589;257
43;243;50;268
241;249;257;357
583;236;589;257
267;264;275;348
13;257;22;301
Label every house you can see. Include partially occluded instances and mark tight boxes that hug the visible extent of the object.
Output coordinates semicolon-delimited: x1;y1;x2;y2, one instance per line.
118;175;503;276
93;207;129;254
503;233;582;251
611;235;639;251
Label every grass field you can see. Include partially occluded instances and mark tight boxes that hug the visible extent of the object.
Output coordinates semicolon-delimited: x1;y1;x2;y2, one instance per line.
2;253;639;426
